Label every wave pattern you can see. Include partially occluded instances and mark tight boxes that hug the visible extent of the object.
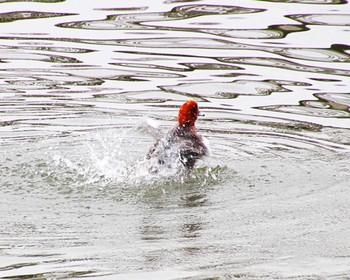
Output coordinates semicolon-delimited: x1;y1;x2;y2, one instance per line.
1;0;350;279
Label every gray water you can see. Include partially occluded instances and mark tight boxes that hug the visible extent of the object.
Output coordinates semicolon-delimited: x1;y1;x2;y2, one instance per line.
1;0;350;279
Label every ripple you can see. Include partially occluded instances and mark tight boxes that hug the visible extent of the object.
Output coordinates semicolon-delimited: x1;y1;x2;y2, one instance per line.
110;62;190;72
275;48;350;62
185;62;243;72
110;62;242;72
81;37;245;50
260;0;347;3
203;28;284;39
257;105;350;118
104;90;176;104
0;269;98;280
161;79;296;99
288;13;350;26
6;34;348;66
0;0;65;2
58;14;154;30
169;4;265;16
316;92;350;110
1;0;350;278
164;0;200;3
57;4;265;30
309;78;342;82
0;49;82;64
0;69;104;92
9;45;94;54
0;253;100;279
201;24;309;39
301;100;330;109
5;76;102;88
71;36;350;64
97;37;227;48
253;91;350;121
0;66;185;95
218;57;350;77
94;7;148;12
0;11;76;23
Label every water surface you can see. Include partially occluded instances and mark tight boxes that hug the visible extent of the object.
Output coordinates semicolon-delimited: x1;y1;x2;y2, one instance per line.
1;0;350;279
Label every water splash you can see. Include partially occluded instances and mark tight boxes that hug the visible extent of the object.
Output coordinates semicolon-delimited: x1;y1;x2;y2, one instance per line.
48;128;219;193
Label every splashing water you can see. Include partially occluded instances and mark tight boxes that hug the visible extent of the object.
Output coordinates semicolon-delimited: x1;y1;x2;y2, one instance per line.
48;127;219;193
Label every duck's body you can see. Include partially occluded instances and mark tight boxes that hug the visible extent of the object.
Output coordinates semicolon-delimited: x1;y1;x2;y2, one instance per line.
146;100;209;173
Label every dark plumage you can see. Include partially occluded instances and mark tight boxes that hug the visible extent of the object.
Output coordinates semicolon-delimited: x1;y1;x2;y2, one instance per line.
147;100;209;173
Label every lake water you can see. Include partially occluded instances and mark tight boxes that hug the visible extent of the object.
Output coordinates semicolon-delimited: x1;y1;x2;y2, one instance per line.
1;0;350;279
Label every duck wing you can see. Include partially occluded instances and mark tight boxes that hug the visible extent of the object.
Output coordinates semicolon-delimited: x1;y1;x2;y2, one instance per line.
137;118;164;139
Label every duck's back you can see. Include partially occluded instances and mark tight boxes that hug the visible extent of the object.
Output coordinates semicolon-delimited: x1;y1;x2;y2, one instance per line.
147;125;209;171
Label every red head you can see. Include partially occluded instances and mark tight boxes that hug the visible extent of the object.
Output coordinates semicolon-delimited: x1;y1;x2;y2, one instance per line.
178;100;200;127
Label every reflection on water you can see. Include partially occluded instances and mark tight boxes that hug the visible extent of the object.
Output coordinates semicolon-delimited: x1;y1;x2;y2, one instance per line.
202;24;310;39
162;79;310;100
1;0;350;279
261;0;347;3
57;4;266;30
0;0;65;2
0;11;76;23
288;13;350;25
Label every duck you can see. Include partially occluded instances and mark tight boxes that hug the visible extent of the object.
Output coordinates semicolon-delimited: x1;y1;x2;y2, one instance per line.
145;100;210;174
